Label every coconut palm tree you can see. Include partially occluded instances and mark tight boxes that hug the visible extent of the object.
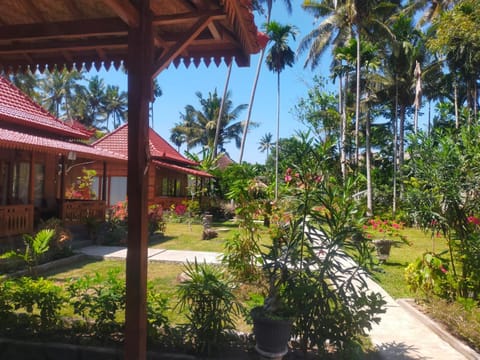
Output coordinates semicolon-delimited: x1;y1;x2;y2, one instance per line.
40;69;84;120
258;132;274;162
104;85;128;130
171;90;248;157
72;75;107;127
150;78;162;128
265;21;296;200
238;0;292;163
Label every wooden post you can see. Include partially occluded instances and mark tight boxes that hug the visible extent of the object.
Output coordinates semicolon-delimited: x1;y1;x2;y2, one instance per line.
59;155;66;219
102;161;107;202
125;0;152;359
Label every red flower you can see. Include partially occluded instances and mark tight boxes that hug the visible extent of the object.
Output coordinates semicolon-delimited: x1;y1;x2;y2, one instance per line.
467;216;480;225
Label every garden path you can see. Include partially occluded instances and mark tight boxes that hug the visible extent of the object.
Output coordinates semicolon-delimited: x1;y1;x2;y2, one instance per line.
76;245;478;360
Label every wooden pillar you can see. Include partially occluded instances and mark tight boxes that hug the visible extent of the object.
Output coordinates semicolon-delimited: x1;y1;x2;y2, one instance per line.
125;0;152;359
59;155;66;219
102;161;107;202
29;152;35;205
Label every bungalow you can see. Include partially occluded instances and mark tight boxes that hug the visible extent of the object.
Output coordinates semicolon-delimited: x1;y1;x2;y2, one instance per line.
0;76;126;238
92;124;213;211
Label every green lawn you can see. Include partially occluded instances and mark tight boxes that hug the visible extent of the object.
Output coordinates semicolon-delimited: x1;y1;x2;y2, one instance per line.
371;227;449;299
149;220;271;252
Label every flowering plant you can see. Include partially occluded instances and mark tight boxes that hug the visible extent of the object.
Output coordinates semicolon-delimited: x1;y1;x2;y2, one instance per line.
65;168;97;200
363;218;409;244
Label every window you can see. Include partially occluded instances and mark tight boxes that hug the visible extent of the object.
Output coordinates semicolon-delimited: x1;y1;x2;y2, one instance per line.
34;163;45;207
12;161;29;204
109;176;127;206
0;161;8;206
155;169;184;197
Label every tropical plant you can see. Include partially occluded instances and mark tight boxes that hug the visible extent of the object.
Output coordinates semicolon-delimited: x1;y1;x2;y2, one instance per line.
405;126;480;300
39;69;84;120
22;229;55;274
171;90;248;155
176;260;243;355
66;269;126;337
238;0;292;163
265;20;297;200
104;84;127;130
258;132;274;163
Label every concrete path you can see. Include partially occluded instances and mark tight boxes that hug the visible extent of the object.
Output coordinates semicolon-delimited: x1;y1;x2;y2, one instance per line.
77;245;222;264
76;245;478;360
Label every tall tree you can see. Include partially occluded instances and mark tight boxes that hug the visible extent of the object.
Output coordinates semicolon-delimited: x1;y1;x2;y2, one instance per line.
171;90;248;156
72;75;107;127
265;21;296;200
104;85;128;130
258;132;274;162
238;0;292;163
40;69;84;120
427;0;480;123
150;78;162;128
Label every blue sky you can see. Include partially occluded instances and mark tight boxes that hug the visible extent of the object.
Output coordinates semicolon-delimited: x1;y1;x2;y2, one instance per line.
98;5;429;164
98;6;325;164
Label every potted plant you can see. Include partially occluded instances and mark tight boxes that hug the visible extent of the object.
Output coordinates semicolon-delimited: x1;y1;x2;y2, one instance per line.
250;220;299;358
365;218;410;263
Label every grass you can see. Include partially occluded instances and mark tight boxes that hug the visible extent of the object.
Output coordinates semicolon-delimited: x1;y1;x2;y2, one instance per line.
149;220;271;252
370;227;448;299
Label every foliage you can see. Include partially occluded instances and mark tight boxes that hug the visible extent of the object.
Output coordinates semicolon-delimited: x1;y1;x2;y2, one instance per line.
38;217;72;258
405;127;480;300
148;204;166;235
405;251;454;301
222;174;264;282
364;217;409;244
65;168;97;200
226;133;386;355
171;89;248;154
6;277;65;331
66;269;126;337
176;260;243;356
22;229;55;275
105;200;166;243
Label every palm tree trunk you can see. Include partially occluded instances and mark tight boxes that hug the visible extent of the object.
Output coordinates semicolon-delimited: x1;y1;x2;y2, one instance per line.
354;31;361;172
399;104;406;200
339;75;347;181
213;61;232;157
393;81;398;216
239;47;266;163
454;80;459;129
366;107;373;216
239;5;273;163
275;71;280;200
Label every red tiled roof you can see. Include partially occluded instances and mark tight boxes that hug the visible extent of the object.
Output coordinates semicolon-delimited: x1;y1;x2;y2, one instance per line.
93;124;198;166
0;77;88;139
0;127;126;161
152;160;212;178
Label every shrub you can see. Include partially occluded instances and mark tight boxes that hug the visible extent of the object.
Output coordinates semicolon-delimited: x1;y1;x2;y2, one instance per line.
66;269;126;337
176;260;243;355
9;277;65;330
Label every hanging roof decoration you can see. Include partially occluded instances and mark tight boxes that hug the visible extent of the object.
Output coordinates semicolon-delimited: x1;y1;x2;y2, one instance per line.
0;0;267;74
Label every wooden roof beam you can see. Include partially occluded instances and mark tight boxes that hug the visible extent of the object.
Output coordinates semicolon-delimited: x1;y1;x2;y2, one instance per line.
0;37;127;54
0;18;127;41
152;9;225;26
152;15;213;77
103;0;139;27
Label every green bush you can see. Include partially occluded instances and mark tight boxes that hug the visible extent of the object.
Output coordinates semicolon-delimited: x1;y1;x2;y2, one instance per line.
9;277;65;330
176;260;243;355
66;269;126;337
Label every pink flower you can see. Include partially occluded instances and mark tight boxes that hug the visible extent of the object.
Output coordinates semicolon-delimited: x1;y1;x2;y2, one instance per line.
467;216;480;225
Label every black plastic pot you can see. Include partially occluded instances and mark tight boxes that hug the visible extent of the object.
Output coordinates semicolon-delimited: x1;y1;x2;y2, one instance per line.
252;314;292;358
